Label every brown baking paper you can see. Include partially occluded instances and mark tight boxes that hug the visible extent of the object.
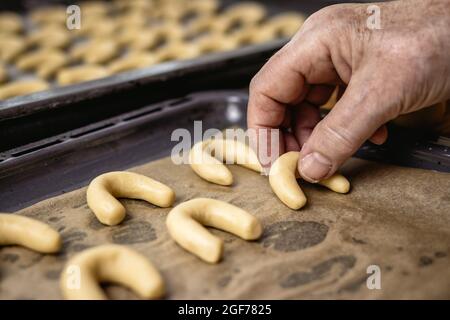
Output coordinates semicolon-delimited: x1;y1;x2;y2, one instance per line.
0;157;449;299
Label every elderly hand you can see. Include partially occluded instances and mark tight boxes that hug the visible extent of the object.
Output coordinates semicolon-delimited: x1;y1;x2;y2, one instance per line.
248;0;450;182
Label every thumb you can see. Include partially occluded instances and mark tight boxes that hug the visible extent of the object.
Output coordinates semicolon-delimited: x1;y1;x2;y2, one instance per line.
298;77;393;182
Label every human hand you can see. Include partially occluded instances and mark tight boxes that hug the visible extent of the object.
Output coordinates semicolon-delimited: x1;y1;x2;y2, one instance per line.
248;0;450;182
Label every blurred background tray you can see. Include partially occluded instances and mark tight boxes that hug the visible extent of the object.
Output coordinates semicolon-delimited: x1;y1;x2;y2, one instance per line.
0;0;343;150
0;0;331;113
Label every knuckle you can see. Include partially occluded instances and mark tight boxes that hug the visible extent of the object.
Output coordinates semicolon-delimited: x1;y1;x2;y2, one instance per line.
249;73;262;93
249;60;277;95
304;4;344;28
304;6;332;26
298;4;356;43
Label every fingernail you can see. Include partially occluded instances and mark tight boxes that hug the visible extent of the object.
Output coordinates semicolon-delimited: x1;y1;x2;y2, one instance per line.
300;152;332;183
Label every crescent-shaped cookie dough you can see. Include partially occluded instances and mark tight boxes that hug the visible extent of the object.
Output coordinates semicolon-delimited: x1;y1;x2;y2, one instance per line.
79;1;111;17
155;42;201;62
196;33;239;54
166;198;263;263
321;86;339;110
185;0;219;15
74;17;118;38
221;2;267;33
16;49;68;79
108;52;157;74
0;79;49;100
189;139;262;186
60;245;165;300
56;65;111;85
0;35;28;63
0;12;23;34
163;0;218;22
269;151;350;209
123;24;183;51
87;171;176;226
70;39;120;65
27;27;71;49
185;16;230;38
266;12;306;38
113;0;154;12
115;11;149;29
0;213;62;253
231;24;277;45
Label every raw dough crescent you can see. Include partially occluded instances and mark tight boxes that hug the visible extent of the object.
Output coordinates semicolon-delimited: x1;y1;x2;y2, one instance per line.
189;139;262;186
269;151;350;209
166;198;263;263
60;245;165;300
87;171;175;226
0;213;61;253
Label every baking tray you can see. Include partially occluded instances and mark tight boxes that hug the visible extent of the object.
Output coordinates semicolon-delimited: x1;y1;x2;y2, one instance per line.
0;40;283;152
1;90;449;212
0;0;341;118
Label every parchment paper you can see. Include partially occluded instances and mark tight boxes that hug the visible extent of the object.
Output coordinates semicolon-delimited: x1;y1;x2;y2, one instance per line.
1;157;449;299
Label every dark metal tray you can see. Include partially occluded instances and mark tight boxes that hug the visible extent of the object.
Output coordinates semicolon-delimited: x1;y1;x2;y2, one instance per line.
1;90;449;212
0;91;249;211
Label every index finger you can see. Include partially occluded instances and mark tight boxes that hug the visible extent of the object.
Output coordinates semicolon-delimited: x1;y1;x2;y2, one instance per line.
247;42;308;131
247;34;336;166
247;28;341;129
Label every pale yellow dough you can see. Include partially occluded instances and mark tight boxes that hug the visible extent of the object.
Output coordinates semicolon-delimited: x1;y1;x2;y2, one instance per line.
113;0;155;12
108;53;157;74
266;12;306;38
115;11;149;29
166;198;263;263
86;171;175;226
0;213;61;253
0;80;49;100
60;245;165;300
269;151;351;210
189;139;263;186
70;40;120;65
79;1;111;17
222;2;267;28
155;42;201;62
16;49;68;79
185;16;230;37
74;17;117;38
163;0;219;22
231;25;277;45
195;33;240;54
185;0;219;15
27;27;71;49
0;12;23;34
0;35;28;63
122;24;183;51
56;65;111;85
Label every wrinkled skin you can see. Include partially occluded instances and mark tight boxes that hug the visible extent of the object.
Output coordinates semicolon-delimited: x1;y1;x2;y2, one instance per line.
248;0;450;182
